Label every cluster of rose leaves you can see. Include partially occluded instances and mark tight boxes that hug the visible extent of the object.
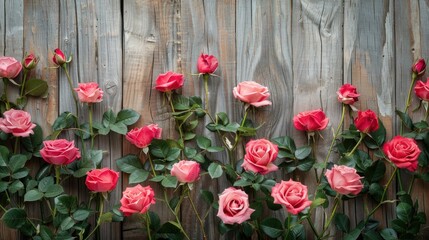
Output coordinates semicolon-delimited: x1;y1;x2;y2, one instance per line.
0;50;427;239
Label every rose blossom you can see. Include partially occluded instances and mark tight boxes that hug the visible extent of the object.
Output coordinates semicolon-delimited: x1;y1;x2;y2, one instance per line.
85;168;120;192
233;81;272;107
40;139;81;165
197;53;218;74
241;139;279;175
154;71;184;92
120;184;155;216
414;78;429;101
126;124;162;149
293;109;329;132
412;58;426;76
74;82;104;103
325;165;363;195
337;83;360;105
354;109;379;133
0;109;36;137
217;187;254;224
383;136;421;172
0;56;22;79
271;180;312;215
171;160;200;183
23;53;38;70
52;48;69;66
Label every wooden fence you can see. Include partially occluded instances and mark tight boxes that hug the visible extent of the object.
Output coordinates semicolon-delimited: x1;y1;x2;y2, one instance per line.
1;0;429;239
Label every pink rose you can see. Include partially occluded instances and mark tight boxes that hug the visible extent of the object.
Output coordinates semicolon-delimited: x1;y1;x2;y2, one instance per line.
0;109;36;137
171;160;200;183
412;58;426;76
414;79;429;101
233;81;272;107
0;56;22;79
40;139;81;165
383;136;421;172
120;184;155;216
354;109;379;133
23;53;38;70
217;187;254;224
293;109;329;132
126;124;162;149
241;139;278;175
325;165;363;195
197;54;218;74
74;82;104;103
85;168;120;192
154;71;184;92
271;180;312;215
337;83;360;105
52;48;69;66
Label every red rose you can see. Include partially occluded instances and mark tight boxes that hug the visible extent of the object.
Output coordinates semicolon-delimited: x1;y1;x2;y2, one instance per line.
74;82;104;103
171;160;200;183
293;109;329;132
154;71;184;92
414;79;429;101
233;81;272;107
0;56;22;79
197;54;218;74
217;187;254;224
325;165;363;195
354;109;379;133
85;168;120;192
241;139;278;175
337;83;360;105
126;124;162;149
52;48;69;66
383;136;421;172
23;53;39;70
0;109;36;137
40;139;81;165
412;58;426;76
271;180;312;215
120;184;155;216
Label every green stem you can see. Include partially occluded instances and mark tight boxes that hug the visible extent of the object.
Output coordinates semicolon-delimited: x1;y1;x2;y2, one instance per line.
163;190;191;240
88;103;94;148
55;165;61;185
310;135;320;183
346;132;365;157
166;92;184;148
146;212;152;240
187;188;207;240
401;73;417;134
306;217;320;239
147;153;156;177
14;137;19;154
321;194;340;238
397;169;404;192
366;167;397;220
408;174;416;194
231;106;249;152
203;74;210;113
0;203;6;212
84;194;104;240
62;66;79;118
3;78;10;110
284;214;291;240
19;69;28;97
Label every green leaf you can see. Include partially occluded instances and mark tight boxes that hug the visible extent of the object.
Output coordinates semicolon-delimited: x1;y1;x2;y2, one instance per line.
0;145;9;166
150;139;170;159
184;147;197;158
9;154;28;172
365;160;386;183
11;168;29;179
379;228;397;240
24;78;48;97
297;158;315;171
8;180;24;193
200;190;214;204
45;184;64;198
55;195;78;215
196;136;211;149
52;112;77;131
219;122;240;133
395;110;413;130
261;217;283;238
0;181;8;192
16;96;27;109
365;120;386;148
116;109;140;125
173;95;190;110
272;136;296;152
369;183;383;202
335;213;350;233
129;169;149;184
60;216;75;231
21;124;43;153
72;209;91;221
396;202;412;223
150;175;165;182
289;224;306;240
1;208;27;229
99;212;113;223
102;109;116;128
295;145;311;160
161;175;178;188
234;178;252;187
110;122;127;135
116;154;143;173
39;225;54;240
208;162;223;179
24;189;44;202
216;112;229;125
206;146;224;153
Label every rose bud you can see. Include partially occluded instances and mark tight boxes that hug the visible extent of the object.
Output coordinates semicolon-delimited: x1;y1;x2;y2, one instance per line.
271;180;312;215
197;53;218;74
414;78;429;101
337;83;360;105
217;187;254;224
120;184;156;216
23;53;39;70
40;139;81;165
241;138;279;175
412;58;426;76
383;136;421;172
233;81;272;107
354;109;379;133
74;82;104;103
171;160;200;183
293;109;329;132
325;165;363;195
154;71;184;92
0;56;22;79
126;124;162;149
85;168;120;192
52;48;71;66
0;109;36;137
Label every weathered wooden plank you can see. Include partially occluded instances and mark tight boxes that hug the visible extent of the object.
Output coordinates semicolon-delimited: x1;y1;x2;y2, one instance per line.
344;0;396;232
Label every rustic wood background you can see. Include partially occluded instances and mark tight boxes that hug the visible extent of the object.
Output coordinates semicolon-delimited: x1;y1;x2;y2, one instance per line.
1;0;429;239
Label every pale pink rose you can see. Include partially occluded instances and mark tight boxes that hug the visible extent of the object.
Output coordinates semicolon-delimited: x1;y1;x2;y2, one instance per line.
325;165;363;195
241;139;278;175
85;168;120;192
0;56;22;79
74;82;104;103
217;187;254;224
120;184;155;216
171;160;200;183
383;136;421;172
0;109;36;137
233;81;272;107
40;139;81;165
271;180;312;215
126;124;162;149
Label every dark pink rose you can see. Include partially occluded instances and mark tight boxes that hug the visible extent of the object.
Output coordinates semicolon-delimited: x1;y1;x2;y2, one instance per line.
52;48;69;66
383;136;421;172
414;79;429;101
197;54;218;74
85;168;120;192
412;58;426;76
40;139;81;165
354;109;379;133
293;109;329;132
337;83;360;104
120;184;155;216
154;71;184;92
241;139;278;175
126;124;162;149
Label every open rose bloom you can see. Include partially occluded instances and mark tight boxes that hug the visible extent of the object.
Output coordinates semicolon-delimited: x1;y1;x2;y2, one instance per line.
383;136;421;172
0;109;36;137
325;165;363;195
293;109;329;132
337;83;360;105
233;81;272;107
271;180;312;215
354;109;379;133
414;78;429;101
154;71;184;92
126;124;162;149
75;82;104;103
120;184;156;216
85;168;120;192
40;139;81;165
0;56;22;79
217;187;254;224
241;138;279;175
171;160;200;183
